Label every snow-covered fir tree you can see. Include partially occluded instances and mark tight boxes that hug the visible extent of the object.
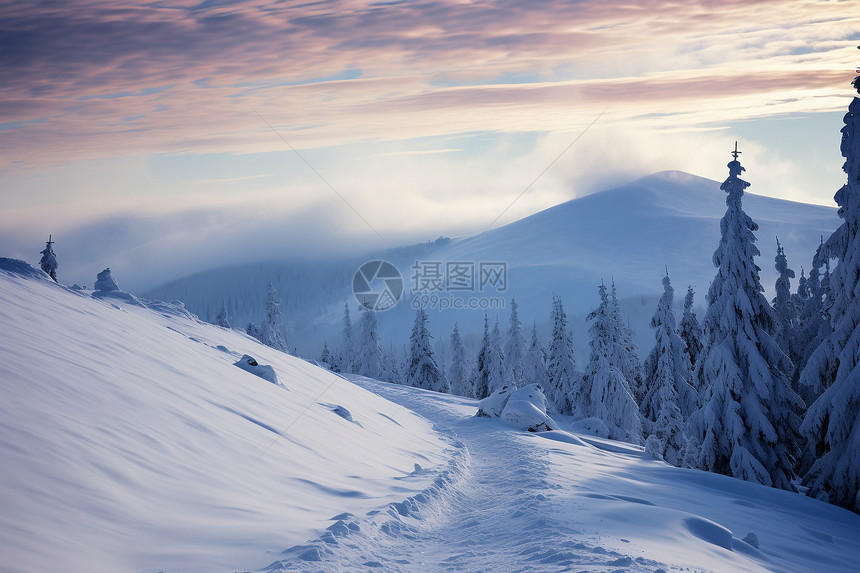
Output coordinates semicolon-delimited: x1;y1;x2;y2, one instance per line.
788;266;808;376
523;321;548;390
794;266;809;316
257;282;289;352
586;283;642;443
545;296;581;415
795;240;834;400
355;309;384;379
679;285;703;378
641;273;697;465
687;145;802;491
473;314;492;399
504;298;527;387
381;345;403;384
772;238;796;356
215;304;230;328
448;323;473;397
406;309;449;392
610;280;644;403
339;301;356;373
799;79;860;513
319;342;331;365
39;235;58;282
791;265;809;343
485;318;508;396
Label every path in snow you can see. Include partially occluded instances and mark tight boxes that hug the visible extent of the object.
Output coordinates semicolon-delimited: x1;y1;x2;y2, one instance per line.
264;378;665;572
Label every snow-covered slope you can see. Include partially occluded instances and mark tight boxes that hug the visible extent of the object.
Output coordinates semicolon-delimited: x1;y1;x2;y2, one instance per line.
144;171;838;360
0;259;449;573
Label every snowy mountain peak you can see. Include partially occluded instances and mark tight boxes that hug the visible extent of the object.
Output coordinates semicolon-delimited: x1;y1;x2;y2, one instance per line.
144;171;838;360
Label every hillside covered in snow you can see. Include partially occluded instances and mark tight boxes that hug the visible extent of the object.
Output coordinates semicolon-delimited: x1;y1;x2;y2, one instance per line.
2;258;860;572
0;259;449;573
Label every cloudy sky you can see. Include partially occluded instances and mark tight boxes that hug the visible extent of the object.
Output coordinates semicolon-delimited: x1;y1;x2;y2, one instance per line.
1;0;858;290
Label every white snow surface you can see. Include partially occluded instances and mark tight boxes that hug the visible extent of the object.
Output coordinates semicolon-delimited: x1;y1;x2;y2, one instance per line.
2;259;860;573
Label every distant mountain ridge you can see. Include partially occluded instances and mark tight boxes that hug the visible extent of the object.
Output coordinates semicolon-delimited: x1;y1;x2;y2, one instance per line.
144;170;839;360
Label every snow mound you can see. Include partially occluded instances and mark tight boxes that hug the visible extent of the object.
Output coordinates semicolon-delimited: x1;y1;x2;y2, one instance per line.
0;258;55;282
92;289;147;307
570;416;614;439
234;354;280;385
332;405;356;423
477;384;558;432
683;516;733;550
143;299;198;320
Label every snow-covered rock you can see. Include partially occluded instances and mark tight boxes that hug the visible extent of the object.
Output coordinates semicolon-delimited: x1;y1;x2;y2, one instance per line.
91;267;146;306
93;267;120;292
501;400;558;433
234;354;280;385
475;384;514;418
477;383;558;432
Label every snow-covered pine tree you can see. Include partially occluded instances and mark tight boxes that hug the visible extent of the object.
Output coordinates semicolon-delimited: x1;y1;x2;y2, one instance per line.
799;75;860;512
610;280;643;403
319;342;331;365
586;283;642;443
339;301;356;373
641;273;697;465
687;145;802;491
523;321;548;390
257;282;289;352
39;235;58;282
504;298;527;387
795;267;809;311
788;266;809;376
448;323;473;396
355;309;384;379
679;285;703;379
381;345;403;384
485;318;508;396
406;309;449;392
215;304;231;328
473;314;492;399
795;240;834;400
821;257;834;328
792;267;809;328
772;238;796;358
546;296;581;415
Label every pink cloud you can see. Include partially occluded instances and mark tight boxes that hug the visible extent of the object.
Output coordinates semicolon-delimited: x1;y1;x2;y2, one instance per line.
0;0;856;170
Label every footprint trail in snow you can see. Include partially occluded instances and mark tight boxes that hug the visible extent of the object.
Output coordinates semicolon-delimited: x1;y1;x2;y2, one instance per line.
266;378;664;572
